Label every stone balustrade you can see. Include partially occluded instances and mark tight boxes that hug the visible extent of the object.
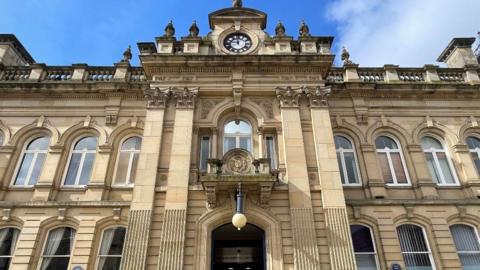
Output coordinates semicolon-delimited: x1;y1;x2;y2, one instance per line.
0;64;147;83
327;64;480;84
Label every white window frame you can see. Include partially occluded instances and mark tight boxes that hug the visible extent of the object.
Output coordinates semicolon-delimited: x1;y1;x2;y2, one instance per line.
223;120;253;154
265;135;278;170
467;136;480;177
38;226;76;270
198;136;211;172
397;224;436;270
11;136;49;188
62;136;97;188
335;135;362;186
0;227;20;269
450;223;480;265
375;135;411;186
112;136;142;187
95;226;126;270
350;224;380;270
421;136;459;186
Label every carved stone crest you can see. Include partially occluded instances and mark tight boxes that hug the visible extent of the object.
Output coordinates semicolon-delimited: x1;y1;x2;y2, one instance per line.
223;149;254;175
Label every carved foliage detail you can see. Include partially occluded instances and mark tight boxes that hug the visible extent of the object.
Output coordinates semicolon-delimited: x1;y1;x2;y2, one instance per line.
275;86;303;108
144;87;171;109
172;87;199;109
304;86;331;107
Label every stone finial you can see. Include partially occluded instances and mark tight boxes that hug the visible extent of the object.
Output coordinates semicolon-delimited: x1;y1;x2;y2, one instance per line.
299;20;311;37
341;46;354;65
122;45;132;62
164;20;175;38
275;21;286;37
188;21;200;38
233;0;243;8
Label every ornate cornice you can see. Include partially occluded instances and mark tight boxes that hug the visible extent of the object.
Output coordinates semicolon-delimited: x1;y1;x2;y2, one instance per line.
144;87;171;109
275;86;303;108
304;86;331;107
171;87;199;109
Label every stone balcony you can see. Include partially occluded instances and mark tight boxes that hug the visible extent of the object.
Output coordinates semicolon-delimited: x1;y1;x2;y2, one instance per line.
199;148;278;209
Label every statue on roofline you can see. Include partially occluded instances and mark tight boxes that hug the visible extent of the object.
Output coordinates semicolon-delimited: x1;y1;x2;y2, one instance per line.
233;0;243;8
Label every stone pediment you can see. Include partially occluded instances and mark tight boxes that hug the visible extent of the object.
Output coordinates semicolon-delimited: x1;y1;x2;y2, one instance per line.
208;8;267;30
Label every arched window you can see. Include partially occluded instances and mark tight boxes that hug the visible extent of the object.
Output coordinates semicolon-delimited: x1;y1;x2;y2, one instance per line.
350;225;379;270
0;227;20;270
96;227;126;270
467;136;480;176
13;136;50;187
375;136;409;185
421;136;458;185
114;137;142;186
335;135;361;185
39;227;76;270
450;224;480;268
223;120;252;153
396;224;435;270
64;136;97;187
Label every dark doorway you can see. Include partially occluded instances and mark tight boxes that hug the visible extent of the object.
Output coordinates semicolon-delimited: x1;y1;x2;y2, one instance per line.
212;223;266;270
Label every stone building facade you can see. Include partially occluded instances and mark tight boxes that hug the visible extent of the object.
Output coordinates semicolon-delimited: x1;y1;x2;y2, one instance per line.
0;2;480;270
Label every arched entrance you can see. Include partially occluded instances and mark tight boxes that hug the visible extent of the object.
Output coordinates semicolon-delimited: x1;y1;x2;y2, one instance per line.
212;223;266;270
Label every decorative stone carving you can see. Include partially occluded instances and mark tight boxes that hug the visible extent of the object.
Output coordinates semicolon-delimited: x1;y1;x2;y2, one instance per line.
259;183;273;208
144;87;171;109
341;46;354;65
223;149;255;175
122;46;132;63
205;185;217;209
275;21;286;37
304;86;331;107
299;20;310;37
275;86;303;108
171;87;199;109
164;20;175;38
252;99;274;119
200;99;221;119
188;21;199;38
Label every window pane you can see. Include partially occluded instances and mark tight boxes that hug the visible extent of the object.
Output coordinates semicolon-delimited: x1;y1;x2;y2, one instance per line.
436;152;455;184
467;137;480;150
402;253;434;269
451;225;480;251
351;225;375;252
224;137;236;153
421;137;443;150
425;153;441;184
391;153;407;183
40;257;70;270
375;136;398;149
27;137;50;150
471;152;480;176
14;153;34;186
266;137;277;169
239;137;251;151
344;152;359;184
224;121;251;134
337;154;346;184
43;228;75;256
65;153;81;186
121;137;142;151
355;254;378;270
378;153;393;184
397;225;433;269
98;257;122;270
199;137;210;172
28;153;46;186
114;152;130;185
0;228;19;256
129;153;139;184
335;136;353;149
0;257;11;270
74;137;97;151
79;153;95;186
100;228;126;256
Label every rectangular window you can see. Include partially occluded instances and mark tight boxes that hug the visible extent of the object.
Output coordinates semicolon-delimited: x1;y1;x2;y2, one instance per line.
265;136;277;169
199;136;210;172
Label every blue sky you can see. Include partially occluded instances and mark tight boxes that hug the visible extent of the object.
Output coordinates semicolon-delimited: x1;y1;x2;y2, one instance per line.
1;0;479;67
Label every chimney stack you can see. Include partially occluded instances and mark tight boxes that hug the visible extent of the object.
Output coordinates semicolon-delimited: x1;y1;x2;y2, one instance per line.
437;37;478;68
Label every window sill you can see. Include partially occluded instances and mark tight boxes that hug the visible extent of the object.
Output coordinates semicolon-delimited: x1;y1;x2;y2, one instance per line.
436;184;462;189
111;186;134;190
8;186;35;191
385;184;412;189
59;186;87;191
342;184;363;189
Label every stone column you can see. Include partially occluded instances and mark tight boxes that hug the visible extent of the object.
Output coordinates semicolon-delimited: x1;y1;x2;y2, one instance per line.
305;86;357;270
257;127;264;158
211;128;218;159
157;87;198;270
275;87;321;270
120;88;170;270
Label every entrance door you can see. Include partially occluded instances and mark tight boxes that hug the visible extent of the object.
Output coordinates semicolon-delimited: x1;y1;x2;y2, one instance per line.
212;223;266;270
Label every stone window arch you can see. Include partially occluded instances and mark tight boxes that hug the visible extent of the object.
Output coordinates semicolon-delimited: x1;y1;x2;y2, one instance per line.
223;120;253;154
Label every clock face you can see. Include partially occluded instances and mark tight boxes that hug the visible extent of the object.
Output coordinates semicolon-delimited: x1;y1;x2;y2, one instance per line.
223;33;252;53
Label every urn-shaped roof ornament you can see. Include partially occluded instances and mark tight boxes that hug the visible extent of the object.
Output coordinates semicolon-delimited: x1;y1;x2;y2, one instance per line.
122;45;132;62
188;20;200;38
299;20;311;37
233;0;243;8
275;21;286;37
341;46;354;65
164;20;175;38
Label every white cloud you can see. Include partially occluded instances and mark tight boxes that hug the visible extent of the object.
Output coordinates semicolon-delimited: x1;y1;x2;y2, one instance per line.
326;0;480;66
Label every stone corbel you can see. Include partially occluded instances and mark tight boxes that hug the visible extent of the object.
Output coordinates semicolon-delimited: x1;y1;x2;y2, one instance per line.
113;208;122;221
259;182;274;208
105;106;120;126
2;208;11;221
275;86;303;108
58;208;67;221
144;87;171;109
304;86;331;107
205;184;217;209
171;87;199;109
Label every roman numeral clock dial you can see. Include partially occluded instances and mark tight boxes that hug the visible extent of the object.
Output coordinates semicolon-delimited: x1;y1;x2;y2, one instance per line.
223;33;253;53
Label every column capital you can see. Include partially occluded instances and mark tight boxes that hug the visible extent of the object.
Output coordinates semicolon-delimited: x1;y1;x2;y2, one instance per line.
172;87;199;109
275;86;303;108
304;86;331;108
144;87;171;109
